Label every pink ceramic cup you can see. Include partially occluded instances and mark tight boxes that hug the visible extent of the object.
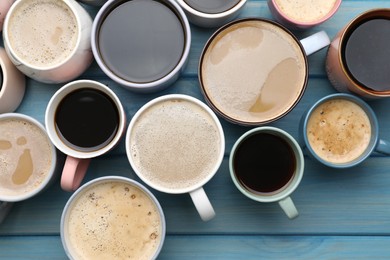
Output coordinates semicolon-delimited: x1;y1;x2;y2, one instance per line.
0;0;14;31
268;0;342;30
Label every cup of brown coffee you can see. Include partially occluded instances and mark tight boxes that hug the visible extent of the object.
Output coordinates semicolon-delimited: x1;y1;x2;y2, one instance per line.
126;94;225;221
61;176;166;259
3;0;93;84
199;18;330;126
0;113;60;223
300;93;390;168
229;126;304;219
326;9;390;98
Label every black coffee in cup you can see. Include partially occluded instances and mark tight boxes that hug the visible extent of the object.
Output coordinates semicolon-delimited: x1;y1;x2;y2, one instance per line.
183;0;241;14
55;88;119;151
343;18;390;91
232;132;296;193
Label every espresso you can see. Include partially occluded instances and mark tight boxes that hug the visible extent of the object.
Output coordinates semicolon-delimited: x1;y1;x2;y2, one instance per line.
55;88;119;151
233;133;296;194
273;0;338;23
0;118;52;197
183;0;241;14
307;99;371;164
7;0;78;68
65;181;162;259
129;98;222;190
98;0;185;83
343;18;390;91
200;20;306;124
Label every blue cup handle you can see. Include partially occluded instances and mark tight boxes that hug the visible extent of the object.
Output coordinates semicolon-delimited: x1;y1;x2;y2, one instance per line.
375;139;390;155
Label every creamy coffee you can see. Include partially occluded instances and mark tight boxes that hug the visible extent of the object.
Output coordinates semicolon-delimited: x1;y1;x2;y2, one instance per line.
6;0;78;68
0;118;53;197
65;180;163;260
274;0;338;23
129;98;222;190
200;19;306;124
306;99;372;164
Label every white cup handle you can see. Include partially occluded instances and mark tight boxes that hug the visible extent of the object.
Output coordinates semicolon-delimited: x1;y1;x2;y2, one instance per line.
300;31;330;56
0;201;13;224
278;196;299;219
189;187;216;221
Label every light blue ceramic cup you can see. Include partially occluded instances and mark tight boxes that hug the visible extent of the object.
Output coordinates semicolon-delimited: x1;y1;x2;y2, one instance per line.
300;93;390;168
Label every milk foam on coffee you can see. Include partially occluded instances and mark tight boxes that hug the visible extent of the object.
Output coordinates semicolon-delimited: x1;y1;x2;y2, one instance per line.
0;119;52;197
201;20;306;124
130;99;221;190
307;99;371;164
7;0;78;68
66;181;162;260
274;0;338;23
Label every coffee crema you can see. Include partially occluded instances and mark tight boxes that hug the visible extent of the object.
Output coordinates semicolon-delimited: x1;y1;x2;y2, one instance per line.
65;181;162;260
306;99;372;164
7;0;78;68
274;0;338;23
129;98;222;191
0;118;52;197
200;19;306;124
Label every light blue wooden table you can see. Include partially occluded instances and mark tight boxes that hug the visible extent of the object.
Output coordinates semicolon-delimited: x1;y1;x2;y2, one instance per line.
2;0;390;259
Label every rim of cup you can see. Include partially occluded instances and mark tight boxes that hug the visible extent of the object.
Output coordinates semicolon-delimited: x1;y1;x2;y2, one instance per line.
302;93;379;168
125;94;225;194
0;113;57;202
176;0;247;19
229;126;304;203
91;0;191;91
45;80;126;159
60;175;166;259
3;0;83;71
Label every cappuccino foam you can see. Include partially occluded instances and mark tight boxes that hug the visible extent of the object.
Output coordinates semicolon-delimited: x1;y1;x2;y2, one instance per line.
0;118;52;197
7;0;78;68
66;181;162;260
130;99;222;191
307;99;371;164
274;0;338;23
201;20;306;124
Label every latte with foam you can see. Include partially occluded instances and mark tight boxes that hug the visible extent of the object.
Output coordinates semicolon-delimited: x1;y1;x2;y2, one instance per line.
0;118;53;198
200;19;307;125
306;99;372;164
64;180;163;259
129;98;223;191
6;0;78;68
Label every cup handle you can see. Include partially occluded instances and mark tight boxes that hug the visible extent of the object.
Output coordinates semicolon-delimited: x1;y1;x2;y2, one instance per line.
0;201;13;224
278;196;299;219
375;139;390;155
61;156;91;192
189;187;216;222
300;31;330;56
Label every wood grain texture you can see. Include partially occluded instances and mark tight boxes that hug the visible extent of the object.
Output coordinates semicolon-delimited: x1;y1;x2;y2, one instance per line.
2;0;390;259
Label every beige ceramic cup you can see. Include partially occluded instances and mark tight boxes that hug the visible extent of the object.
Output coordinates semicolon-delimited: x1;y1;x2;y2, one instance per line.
3;0;93;84
0;0;14;31
326;9;390;98
0;47;25;113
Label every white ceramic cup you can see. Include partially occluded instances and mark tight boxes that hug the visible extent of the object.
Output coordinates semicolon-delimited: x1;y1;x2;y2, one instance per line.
0;113;60;223
3;0;93;84
229;126;304;219
176;0;247;28
45;80;126;192
0;47;25;113
126;94;225;221
61;176;166;259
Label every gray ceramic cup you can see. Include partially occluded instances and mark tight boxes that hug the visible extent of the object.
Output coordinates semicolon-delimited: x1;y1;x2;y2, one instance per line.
91;0;191;93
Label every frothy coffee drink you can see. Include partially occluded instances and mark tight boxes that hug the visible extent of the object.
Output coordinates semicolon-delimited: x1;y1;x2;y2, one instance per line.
129;98;222;190
274;0;338;23
200;19;306;124
65;180;163;259
0;118;53;197
6;0;78;68
306;99;372;164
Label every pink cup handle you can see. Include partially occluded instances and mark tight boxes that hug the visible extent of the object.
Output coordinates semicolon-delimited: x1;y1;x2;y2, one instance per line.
61;156;91;192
